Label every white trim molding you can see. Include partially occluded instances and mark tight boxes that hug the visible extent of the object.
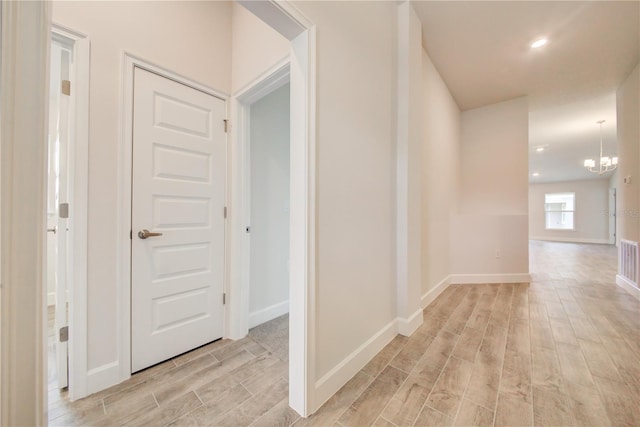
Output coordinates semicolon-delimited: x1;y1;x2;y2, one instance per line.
249;301;290;329
616;275;640;300
288;25;317;416
450;273;532;284
87;362;120;395
397;309;423;337
530;236;611;245
421;276;451;309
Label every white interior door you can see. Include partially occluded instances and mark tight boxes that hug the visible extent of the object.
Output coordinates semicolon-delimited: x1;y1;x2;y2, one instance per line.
131;67;227;372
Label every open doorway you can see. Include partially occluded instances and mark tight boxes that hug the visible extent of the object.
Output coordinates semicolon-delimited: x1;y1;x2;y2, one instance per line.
47;34;72;395
245;80;291;359
47;25;90;409
227;2;317;415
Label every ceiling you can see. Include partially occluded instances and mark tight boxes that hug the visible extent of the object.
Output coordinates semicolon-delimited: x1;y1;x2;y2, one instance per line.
412;1;640;183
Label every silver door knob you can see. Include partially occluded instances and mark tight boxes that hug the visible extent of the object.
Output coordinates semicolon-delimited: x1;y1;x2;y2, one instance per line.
138;229;163;239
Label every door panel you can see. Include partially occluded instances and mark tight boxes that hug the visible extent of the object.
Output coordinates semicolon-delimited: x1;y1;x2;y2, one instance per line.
132;68;226;372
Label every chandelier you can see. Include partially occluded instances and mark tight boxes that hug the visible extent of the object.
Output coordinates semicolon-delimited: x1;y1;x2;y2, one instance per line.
584;120;617;175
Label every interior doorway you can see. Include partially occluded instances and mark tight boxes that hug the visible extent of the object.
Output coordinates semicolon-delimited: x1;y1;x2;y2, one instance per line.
46;24;90;403
47;35;73;393
247;82;291;331
227;2;316;415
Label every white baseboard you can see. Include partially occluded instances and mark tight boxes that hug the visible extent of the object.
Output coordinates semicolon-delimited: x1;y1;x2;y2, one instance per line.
249;300;289;329
397;308;423;337
87;361;121;395
450;273;531;284
314;319;397;411
530;236;611;245
421;276;450;309
616;274;640;301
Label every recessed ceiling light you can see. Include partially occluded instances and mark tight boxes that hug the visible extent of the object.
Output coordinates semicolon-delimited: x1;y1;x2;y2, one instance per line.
532;172;540;177
531;39;548;49
536;147;545;152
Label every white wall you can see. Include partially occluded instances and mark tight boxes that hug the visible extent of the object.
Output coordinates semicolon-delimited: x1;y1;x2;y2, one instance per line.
459;97;529;214
293;1;398;381
451;97;530;279
249;84;290;327
52;0;232;375
529;179;611;244
421;50;460;296
615;63;639;244
450;214;529;277
231;2;289;92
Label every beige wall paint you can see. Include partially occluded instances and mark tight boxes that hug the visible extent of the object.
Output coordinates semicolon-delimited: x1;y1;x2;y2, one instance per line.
52;0;232;371
452;97;529;276
293;0;397;379
451;214;529;275
460;97;529;215
421;51;460;295
529;179;611;243
231;2;289;93
615;63;640;244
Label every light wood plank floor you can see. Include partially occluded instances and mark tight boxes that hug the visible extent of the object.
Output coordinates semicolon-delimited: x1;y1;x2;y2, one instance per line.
49;240;639;426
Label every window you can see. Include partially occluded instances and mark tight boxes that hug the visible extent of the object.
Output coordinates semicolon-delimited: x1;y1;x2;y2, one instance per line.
545;193;575;230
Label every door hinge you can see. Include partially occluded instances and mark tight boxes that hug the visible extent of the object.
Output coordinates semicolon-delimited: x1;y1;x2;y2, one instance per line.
59;326;69;343
223;119;229;133
130;230;133;240
61;80;71;96
224;206;227;219
59;203;70;219
223;293;227;305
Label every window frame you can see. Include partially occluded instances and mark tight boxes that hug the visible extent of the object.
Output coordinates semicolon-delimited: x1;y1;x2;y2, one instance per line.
544;192;576;231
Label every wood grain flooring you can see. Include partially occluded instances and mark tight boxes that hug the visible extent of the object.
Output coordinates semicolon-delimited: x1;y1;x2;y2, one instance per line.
49;241;639;426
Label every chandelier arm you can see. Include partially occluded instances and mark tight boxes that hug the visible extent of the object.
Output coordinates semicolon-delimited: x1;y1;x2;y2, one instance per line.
584;120;617;175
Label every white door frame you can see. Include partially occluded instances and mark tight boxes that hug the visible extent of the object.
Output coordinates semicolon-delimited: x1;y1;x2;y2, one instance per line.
227;57;290;340
118;54;229;387
231;1;316;416
50;23;91;401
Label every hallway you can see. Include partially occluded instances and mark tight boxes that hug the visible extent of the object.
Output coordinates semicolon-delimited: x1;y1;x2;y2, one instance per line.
48;241;639;426
297;240;638;426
